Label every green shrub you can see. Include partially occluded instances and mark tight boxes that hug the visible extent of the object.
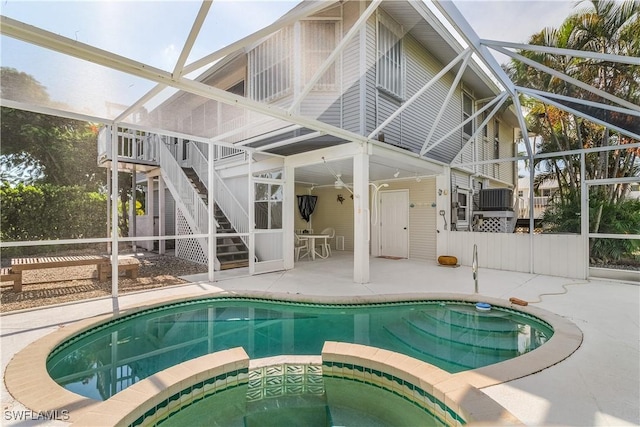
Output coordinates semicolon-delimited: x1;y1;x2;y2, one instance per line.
1;183;108;256
542;191;640;262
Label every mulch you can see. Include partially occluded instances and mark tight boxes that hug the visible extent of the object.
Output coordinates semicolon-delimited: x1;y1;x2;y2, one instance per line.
0;254;208;313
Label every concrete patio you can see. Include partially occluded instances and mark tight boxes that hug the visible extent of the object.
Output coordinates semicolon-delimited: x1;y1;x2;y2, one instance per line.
1;252;638;426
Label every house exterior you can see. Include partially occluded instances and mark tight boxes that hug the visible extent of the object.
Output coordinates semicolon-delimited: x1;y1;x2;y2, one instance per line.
97;0;519;283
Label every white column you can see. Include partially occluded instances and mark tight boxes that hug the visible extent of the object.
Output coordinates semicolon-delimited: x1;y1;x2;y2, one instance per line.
208;142;215;283
147;176;155;250
283;164;295;270
353;148;370;283
248;156;255;275
110;125;119;298
106;168;112;255
131;165;137;253
580;152;589;280
158;175;166;255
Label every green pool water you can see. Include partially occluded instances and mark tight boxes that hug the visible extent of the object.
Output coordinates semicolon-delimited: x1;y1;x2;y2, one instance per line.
46;298;553;401
159;377;447;427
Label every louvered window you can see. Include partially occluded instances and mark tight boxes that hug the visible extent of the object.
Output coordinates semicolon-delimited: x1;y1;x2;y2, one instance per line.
302;21;337;91
249;27;292;102
377;16;403;99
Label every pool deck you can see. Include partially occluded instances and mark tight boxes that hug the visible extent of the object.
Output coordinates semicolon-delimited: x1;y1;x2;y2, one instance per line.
1;252;639;426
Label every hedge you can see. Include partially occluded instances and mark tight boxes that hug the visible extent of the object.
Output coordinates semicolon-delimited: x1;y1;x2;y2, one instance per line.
1;183;108;249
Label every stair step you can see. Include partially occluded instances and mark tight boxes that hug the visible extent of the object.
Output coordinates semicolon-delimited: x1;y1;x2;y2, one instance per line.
217;251;249;257
220;260;249;270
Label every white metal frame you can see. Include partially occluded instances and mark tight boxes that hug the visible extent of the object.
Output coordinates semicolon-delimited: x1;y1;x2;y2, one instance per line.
1;0;638;290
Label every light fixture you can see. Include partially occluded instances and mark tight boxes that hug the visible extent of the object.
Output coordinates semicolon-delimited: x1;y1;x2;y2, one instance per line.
334;174;345;189
393;169;400;178
415;173;421;183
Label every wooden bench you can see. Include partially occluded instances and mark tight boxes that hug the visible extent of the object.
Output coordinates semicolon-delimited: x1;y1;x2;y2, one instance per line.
6;255;140;292
97;257;140;281
0;267;22;292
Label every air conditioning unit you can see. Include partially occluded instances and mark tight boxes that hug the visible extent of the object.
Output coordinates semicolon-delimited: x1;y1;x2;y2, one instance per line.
478;188;513;211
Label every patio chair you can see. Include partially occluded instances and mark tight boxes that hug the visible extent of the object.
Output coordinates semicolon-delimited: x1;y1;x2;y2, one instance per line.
319;227;335;258
295;234;309;261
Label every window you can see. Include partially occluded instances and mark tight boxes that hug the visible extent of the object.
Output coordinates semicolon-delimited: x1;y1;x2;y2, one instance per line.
481;109;489;139
457;191;468;223
377;16;403;99
249;28;292;102
254;182;282;229
462;93;474;137
302;21;337;91
493;119;500;158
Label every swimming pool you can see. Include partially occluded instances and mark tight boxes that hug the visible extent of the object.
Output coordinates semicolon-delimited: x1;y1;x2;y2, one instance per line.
46;297;553;401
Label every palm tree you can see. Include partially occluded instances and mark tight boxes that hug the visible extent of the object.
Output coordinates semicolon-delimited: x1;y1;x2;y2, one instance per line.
506;0;640;261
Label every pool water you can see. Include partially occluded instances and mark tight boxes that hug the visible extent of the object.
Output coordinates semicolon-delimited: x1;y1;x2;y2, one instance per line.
46;298;553;401
160;377;446;427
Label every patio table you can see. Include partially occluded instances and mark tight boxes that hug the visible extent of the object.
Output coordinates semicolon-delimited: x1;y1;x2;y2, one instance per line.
297;234;330;260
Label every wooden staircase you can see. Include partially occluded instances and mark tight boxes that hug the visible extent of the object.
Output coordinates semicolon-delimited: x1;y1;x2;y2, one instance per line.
183;167;249;270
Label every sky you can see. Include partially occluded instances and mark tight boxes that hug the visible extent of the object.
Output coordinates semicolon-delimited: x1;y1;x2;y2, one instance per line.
0;0;582;118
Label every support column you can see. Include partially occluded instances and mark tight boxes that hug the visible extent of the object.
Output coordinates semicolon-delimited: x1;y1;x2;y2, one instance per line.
110;125;119;298
131;165;137;253
158;175;166;255
580;152;589;280
283;164;295;270
106;168;112;255
353;148;370;284
147;176;155;251
208;142;215;283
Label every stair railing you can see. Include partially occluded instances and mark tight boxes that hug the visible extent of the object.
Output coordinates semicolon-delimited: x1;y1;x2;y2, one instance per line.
157;137;212;240
188;142;250;247
187;142;209;189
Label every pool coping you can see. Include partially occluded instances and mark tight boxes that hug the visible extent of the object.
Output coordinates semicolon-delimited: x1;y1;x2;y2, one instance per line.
4;290;583;425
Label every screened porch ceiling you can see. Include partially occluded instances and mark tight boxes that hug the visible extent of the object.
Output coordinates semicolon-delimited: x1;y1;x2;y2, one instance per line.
1;0;638;173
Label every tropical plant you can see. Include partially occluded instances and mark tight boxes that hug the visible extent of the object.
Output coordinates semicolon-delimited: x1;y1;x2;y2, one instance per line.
507;0;639;261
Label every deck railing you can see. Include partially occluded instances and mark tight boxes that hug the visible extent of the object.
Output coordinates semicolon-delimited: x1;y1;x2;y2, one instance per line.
518;196;550;219
97;127;158;164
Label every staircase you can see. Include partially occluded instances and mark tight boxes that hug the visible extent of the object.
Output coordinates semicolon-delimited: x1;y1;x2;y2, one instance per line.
183;167;249;270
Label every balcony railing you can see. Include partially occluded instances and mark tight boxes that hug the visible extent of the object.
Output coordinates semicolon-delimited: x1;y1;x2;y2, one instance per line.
518;196;550;219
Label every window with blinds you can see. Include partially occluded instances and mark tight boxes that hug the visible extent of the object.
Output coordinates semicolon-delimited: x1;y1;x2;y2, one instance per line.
302;21;337;91
249;27;292;102
377;17;404;99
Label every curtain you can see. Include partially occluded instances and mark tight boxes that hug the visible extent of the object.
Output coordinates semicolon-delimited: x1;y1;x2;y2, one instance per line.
297;195;317;222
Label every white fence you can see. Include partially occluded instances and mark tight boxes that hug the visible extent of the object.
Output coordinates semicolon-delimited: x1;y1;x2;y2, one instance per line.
445;231;586;279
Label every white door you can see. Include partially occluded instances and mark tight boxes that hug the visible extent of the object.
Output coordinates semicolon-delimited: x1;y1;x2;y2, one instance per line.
379;190;409;258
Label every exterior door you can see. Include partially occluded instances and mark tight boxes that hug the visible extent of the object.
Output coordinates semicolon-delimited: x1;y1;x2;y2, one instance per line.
379;190;409;258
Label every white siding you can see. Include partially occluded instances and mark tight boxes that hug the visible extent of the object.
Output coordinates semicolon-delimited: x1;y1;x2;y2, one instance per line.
341;1;363;134
446;231;586;279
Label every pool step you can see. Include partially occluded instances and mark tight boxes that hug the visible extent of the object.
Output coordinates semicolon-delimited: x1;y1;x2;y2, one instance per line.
383;321;513;372
420;305;517;332
404;313;524;352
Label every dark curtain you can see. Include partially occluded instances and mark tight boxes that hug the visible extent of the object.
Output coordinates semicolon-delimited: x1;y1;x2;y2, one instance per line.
297;195;317;222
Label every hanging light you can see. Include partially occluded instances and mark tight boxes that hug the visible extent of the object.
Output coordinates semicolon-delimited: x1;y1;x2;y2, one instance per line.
334;174;344;189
